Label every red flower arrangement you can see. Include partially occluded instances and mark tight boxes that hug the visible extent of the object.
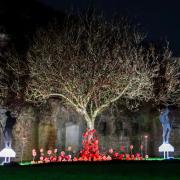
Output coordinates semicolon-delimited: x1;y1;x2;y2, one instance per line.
80;128;100;161
31;129;147;164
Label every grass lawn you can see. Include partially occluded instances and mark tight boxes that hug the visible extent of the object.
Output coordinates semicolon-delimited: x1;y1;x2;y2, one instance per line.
0;160;180;180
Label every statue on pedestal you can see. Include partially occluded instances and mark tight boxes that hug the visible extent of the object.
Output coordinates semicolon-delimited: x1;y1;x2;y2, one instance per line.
159;106;174;159
0;109;16;164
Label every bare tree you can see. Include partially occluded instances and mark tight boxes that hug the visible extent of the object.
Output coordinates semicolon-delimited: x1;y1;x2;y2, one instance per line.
0;47;28;109
0;65;8;104
0;31;9;104
25;13;175;129
153;55;180;106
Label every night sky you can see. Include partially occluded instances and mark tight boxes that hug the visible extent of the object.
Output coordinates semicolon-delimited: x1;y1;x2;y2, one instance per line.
40;0;180;56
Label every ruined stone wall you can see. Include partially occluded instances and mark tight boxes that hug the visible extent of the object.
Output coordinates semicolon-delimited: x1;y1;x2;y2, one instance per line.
11;99;87;161
38;99;86;152
13;105;38;161
95;112;131;153
96;106;180;157
0;100;179;162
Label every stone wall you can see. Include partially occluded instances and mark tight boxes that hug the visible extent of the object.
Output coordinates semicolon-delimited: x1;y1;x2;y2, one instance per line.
12;99;87;161
13;105;38;161
0;100;179;162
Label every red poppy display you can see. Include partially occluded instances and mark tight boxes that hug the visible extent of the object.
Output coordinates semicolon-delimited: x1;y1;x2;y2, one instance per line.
31;129;146;163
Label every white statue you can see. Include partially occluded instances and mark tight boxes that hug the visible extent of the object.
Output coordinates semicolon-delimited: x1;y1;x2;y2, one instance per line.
160;107;171;144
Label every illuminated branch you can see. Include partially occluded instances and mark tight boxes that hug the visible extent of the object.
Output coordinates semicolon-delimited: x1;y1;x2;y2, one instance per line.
25;12;178;129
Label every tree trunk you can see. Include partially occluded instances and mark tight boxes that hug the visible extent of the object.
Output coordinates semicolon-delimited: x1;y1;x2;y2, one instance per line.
87;120;95;130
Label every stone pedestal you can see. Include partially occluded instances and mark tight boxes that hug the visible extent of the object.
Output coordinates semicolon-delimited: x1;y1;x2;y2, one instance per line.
159;143;174;159
0;147;16;165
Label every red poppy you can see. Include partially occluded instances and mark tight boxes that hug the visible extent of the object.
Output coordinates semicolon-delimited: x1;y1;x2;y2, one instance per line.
32;151;37;157
140;144;143;150
73;157;78;161
119;154;124;160
120;145;125;151
60;151;65;156
94;140;99;144
109;148;113;154
126;154;130;158
40;156;44;161
130;145;133;150
54;148;58;153
107;155;112;160
135;153;140;157
47;150;52;155
58;156;62;162
131;154;135;160
40;148;44;153
114;152;119;158
102;155;107;161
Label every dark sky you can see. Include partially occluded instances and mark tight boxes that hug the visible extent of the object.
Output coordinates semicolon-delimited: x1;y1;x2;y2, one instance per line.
39;0;180;56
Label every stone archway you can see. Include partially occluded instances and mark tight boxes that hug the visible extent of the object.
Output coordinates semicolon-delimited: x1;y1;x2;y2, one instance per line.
55;106;86;152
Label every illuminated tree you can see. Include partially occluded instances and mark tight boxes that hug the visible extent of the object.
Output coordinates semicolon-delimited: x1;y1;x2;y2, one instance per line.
25;13;177;129
0;32;9;104
153;55;180;106
0;65;8;103
0;48;28;107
